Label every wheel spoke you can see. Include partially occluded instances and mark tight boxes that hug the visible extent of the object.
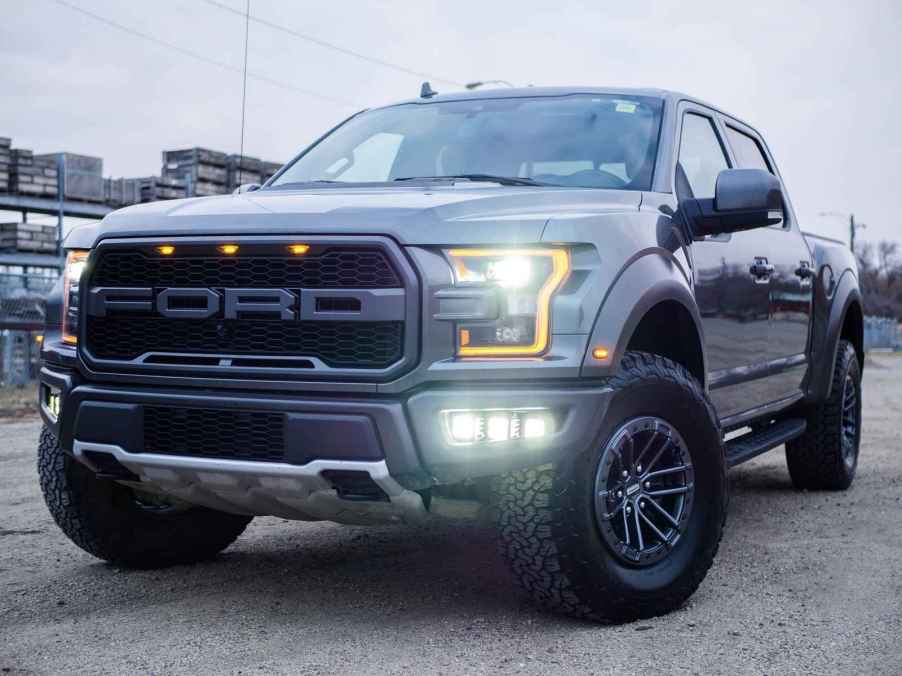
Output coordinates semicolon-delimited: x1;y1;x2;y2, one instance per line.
646;485;690;497
645;496;680;528
621;504;631;546
644;463;690;480
633;426;659;470
639;508;670;546
621;434;636;473
633;505;645;551
642;435;674;475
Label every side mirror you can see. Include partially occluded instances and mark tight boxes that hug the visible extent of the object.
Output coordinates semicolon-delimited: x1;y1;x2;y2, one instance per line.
682;168;783;237
233;183;261;195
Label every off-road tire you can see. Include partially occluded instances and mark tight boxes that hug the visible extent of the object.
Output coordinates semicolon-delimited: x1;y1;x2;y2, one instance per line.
37;427;252;568
785;340;862;490
494;352;727;623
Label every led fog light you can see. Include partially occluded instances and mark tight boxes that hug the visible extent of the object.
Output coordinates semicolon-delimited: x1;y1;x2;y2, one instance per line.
43;386;61;422
442;408;553;445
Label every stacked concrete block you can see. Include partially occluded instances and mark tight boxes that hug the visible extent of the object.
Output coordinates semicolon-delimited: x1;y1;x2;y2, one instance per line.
10;149;58;198
0;137;10;192
162;147;229;197
35;153;103;202
0;222;59;253
226;154;263;191
261;160;282;184
105;175;187;207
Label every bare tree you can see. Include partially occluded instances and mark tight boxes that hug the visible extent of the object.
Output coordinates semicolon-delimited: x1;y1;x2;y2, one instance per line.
858;239;902;319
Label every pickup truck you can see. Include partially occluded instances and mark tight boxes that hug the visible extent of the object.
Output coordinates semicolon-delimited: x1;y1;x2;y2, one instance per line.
36;87;863;623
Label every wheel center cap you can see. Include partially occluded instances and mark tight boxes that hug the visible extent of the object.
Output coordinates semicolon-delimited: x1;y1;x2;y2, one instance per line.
626;482;642;497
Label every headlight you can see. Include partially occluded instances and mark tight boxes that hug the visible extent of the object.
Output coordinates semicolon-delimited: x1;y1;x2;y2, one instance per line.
444;248;570;357
62;250;89;345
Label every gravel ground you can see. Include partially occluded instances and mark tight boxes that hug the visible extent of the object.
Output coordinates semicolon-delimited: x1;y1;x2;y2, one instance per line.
1;356;900;675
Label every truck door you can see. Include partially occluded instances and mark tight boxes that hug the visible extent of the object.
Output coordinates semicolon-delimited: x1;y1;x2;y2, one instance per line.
676;109;773;419
723;122;813;397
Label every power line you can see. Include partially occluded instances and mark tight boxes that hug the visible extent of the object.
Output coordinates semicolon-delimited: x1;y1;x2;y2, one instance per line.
51;0;362;108
200;0;464;87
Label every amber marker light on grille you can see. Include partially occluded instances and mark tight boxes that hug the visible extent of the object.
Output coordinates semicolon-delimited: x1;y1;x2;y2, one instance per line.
592;346;610;360
288;244;310;255
218;244;240;255
156;245;175;255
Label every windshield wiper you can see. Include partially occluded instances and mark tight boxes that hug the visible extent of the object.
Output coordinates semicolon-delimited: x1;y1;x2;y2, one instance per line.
393;174;548;187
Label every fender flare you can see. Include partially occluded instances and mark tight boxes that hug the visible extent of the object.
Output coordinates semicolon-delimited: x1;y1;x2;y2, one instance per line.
580;252;706;384
806;269;862;402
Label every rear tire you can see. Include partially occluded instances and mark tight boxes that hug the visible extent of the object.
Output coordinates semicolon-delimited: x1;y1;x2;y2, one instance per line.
37;426;252;568
494;352;727;623
785;340;862;490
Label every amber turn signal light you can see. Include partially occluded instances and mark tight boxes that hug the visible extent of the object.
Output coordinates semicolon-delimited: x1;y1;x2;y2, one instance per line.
156;245;175;255
592;346;610;360
218;244;240;255
288;244;310;255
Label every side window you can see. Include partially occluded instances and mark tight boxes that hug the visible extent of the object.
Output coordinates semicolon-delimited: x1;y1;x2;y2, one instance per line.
678;113;729;199
725;127;772;173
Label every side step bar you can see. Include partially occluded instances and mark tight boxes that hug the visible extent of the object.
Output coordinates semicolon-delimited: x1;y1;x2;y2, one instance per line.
725;418;807;468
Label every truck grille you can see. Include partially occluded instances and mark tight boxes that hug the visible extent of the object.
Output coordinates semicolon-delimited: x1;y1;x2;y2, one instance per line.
92;250;402;288
82;239;414;377
87;316;403;368
144;406;285;462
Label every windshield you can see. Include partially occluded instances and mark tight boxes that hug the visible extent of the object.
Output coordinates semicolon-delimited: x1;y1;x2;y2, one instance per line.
270;94;664;190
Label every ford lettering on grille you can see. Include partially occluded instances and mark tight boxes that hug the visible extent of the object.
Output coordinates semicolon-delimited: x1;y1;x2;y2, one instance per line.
88;288;300;320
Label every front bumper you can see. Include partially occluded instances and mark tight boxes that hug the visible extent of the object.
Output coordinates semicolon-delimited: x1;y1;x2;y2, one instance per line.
40;365;614;520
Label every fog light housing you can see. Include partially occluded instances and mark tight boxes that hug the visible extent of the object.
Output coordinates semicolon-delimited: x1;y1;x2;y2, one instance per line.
442;408;553;445
42;386;61;422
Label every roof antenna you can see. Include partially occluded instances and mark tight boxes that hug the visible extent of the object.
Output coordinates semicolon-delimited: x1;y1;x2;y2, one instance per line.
420;81;437;99
238;0;251;164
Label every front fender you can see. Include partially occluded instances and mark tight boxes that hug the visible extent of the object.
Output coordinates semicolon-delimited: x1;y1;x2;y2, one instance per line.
579;251;705;381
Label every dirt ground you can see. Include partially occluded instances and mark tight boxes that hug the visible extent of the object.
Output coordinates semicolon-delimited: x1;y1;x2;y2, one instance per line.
1;356;900;675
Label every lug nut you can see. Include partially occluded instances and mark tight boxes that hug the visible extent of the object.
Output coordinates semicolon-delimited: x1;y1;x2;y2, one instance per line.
626;505;632;514
637;464;643;473
617;490;623;498
640;501;646;509
644;481;651;489
622;470;629;478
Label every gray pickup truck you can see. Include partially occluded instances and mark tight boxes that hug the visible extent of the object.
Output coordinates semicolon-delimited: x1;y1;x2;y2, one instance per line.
37;87;863;623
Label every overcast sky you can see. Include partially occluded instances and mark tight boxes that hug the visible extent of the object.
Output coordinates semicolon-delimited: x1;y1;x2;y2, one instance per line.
1;0;900;244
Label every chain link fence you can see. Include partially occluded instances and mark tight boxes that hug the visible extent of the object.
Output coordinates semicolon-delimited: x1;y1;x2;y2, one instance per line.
1;270;58;386
864;316;901;352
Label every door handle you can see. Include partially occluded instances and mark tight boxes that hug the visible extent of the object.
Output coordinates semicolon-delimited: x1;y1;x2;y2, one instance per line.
795;261;814;280
749;257;775;280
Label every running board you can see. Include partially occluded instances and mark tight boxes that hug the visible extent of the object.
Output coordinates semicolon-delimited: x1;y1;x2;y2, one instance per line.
725;418;807;468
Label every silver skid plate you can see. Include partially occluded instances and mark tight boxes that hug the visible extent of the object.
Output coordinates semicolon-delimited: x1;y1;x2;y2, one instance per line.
73;441;427;525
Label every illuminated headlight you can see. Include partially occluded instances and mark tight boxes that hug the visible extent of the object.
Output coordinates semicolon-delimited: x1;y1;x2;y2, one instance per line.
445;248;570;357
62;250;90;345
442;408;554;445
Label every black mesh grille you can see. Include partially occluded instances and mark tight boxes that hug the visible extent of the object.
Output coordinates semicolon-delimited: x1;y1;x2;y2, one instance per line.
143;406;285;462
84;244;408;372
86;316;403;368
92;250;401;288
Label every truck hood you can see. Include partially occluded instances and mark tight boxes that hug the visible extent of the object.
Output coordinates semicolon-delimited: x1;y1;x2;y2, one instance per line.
66;186;641;248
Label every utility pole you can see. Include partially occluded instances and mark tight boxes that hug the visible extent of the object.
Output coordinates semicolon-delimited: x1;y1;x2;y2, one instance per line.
819;211;866;254
848;213;867;255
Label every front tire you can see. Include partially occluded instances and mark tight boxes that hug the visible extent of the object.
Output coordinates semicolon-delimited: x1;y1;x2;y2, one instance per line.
494;352;727;623
37;427;253;568
785;339;862;490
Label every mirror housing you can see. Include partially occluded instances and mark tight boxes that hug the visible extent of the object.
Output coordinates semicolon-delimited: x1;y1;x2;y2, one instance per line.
233;183;261;195
682;168;784;237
